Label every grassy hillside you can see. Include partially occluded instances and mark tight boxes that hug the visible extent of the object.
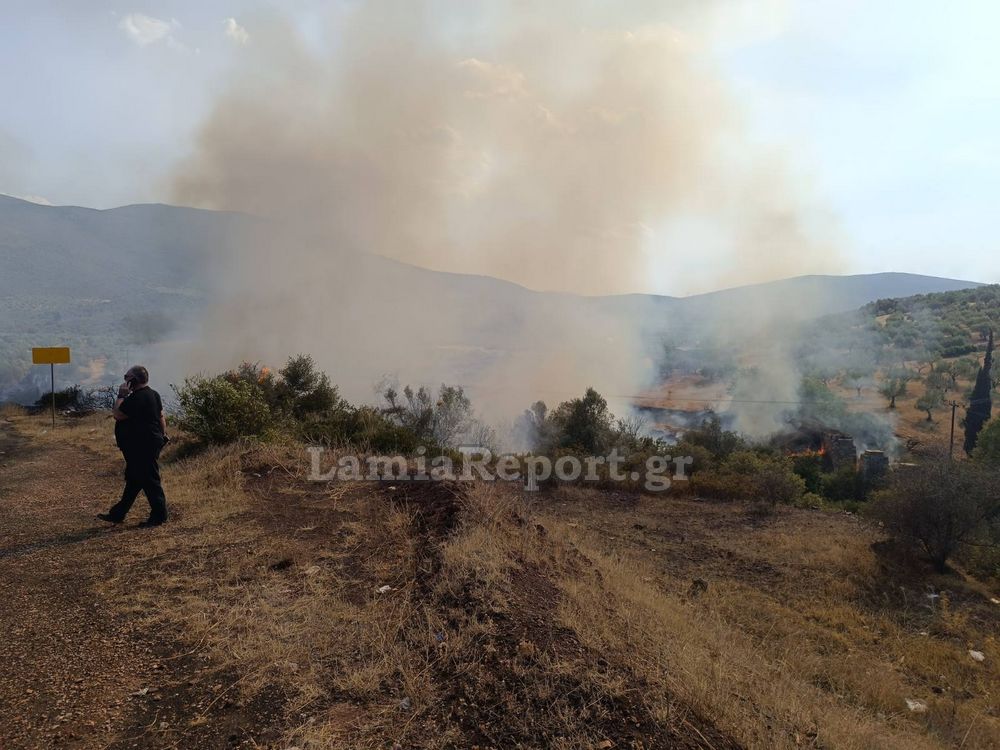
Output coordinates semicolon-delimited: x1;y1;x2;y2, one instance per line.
791;285;999;453
813;284;1000;362
639;284;1000;463
3;412;998;748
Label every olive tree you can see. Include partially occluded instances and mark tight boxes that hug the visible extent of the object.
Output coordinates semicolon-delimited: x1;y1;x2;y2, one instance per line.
871;459;999;572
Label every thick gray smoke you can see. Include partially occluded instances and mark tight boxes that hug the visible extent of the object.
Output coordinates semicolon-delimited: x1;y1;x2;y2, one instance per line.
171;1;839;422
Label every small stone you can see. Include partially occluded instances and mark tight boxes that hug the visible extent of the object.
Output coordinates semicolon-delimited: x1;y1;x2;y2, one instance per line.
969;650;985;662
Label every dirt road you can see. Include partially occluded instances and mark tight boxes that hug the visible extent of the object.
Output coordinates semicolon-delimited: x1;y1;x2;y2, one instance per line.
0;418;274;749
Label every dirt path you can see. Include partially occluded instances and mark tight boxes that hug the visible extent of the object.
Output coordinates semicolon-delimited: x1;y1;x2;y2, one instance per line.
0;419;268;749
0;418;163;748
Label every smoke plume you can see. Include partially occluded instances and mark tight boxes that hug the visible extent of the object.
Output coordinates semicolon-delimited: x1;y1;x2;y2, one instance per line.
171;1;839;421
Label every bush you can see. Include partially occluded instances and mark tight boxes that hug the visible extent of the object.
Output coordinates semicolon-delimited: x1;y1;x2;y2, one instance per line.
794;491;825;509
174;358;486;453
303;404;426;454
225;356;341;423
682;413;745;461
276;354;340;420
693;450;805;505
173;376;272;444
516;388;617;455
669;440;714;474
545;387;615;454
792;454;823;494
972;418;1000;467
224;362;280;410
820;466;862;502
382;383;476;449
33;385;113;413
35;385;85;410
870;459;1000;572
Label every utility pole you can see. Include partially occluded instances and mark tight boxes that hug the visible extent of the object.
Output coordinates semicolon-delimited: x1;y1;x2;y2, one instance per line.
50;363;55;428
949;400;958;459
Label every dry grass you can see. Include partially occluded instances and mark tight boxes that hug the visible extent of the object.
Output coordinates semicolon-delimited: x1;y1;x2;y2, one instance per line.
16;414;995;748
0;402;27;418
539;486;1000;749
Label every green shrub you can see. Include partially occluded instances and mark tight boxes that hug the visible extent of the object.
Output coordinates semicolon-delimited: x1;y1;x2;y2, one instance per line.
682;413;745;460
693;470;755;501
972;418;1000;467
173;375;272;444
792;454;823;494
794;491;825;509
35;385;84;410
545;387;615;454
33;385;114;412
276;354;340;420
670;441;714;473
225;356;341;422
820;466;862;502
693;450;805;505
225;362;280;410
304;404;426;454
870;459;999;572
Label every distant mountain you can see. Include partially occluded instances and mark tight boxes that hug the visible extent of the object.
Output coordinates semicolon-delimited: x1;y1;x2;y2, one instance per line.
686;272;984;316
0;195;988;397
592;272;984;326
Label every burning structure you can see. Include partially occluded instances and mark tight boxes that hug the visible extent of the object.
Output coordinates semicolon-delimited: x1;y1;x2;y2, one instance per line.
771;420;893;494
859;450;889;485
822;432;857;473
771;421;858;471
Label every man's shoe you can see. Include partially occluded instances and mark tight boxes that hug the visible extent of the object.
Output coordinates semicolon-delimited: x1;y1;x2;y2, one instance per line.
96;513;122;525
137;519;165;528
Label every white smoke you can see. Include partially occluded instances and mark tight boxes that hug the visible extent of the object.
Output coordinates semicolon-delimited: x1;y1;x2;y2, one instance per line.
171;1;839;421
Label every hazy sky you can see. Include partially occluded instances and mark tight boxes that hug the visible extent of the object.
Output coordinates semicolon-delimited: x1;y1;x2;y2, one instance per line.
2;1;998;294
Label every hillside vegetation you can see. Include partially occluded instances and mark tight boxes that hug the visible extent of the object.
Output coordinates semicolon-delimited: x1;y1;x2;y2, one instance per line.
812;284;1000;362
792;285;1000;453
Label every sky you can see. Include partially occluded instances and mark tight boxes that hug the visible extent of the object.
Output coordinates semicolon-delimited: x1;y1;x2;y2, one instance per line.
2;0;999;295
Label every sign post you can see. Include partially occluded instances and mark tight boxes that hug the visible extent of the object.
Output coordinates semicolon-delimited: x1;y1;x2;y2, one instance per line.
31;347;71;428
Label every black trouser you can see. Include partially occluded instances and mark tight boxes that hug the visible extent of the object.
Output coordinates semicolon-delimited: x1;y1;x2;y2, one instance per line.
108;443;168;523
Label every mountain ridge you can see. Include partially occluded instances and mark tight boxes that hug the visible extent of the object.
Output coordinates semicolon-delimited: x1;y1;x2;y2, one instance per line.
0;194;989;396
0;193;987;302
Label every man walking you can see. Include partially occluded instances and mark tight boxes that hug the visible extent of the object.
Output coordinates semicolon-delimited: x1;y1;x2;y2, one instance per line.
97;365;169;527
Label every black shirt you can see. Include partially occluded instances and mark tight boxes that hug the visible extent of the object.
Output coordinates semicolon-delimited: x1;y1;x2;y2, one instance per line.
116;387;164;451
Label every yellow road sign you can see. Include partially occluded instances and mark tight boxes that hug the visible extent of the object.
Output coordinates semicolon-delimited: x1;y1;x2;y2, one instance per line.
32;347;71;365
